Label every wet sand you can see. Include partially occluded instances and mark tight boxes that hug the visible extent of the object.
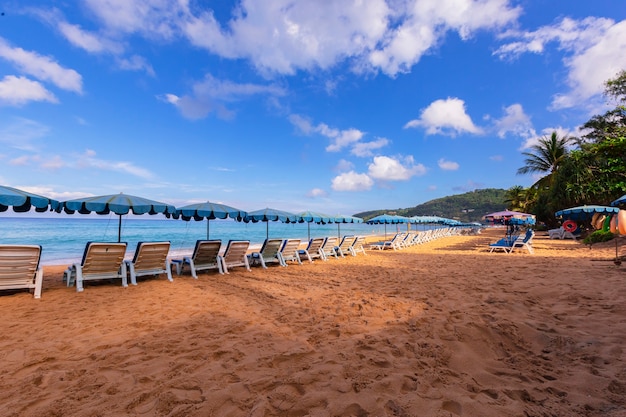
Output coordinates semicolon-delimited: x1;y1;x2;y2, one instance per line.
0;228;625;416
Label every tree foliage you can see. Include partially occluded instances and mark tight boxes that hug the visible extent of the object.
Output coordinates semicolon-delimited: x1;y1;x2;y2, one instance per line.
516;70;626;226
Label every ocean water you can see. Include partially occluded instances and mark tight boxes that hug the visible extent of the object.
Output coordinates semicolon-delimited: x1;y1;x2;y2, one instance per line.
0;216;407;265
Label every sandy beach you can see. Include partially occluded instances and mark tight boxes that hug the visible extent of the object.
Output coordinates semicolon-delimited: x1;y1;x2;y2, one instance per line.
0;228;625;416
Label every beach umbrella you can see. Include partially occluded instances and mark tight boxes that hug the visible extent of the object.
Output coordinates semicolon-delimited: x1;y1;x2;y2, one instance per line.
611;195;626;206
554;205;619;221
57;193;177;242
242;208;297;239
295;211;335;240
366;214;409;239
333;214;363;239
0;185;59;213
177;201;247;239
482;210;534;221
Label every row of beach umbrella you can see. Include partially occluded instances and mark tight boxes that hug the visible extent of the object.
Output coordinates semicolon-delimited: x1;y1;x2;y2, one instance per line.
0;186;364;242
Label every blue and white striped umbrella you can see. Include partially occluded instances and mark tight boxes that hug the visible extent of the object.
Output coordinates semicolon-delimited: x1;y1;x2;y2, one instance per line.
0;185;59;213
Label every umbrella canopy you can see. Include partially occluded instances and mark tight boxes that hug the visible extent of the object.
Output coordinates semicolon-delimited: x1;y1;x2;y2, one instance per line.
57;193;177;242
0;185;59;213
295;211;335;240
177;201;247;239
366;214;409;239
555;205;619;221
333;214;363;239
243;208;297;239
611;195;626;206
482;210;534;220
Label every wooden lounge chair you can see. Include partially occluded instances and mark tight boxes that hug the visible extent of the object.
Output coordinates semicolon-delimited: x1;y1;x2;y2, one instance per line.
298;238;325;262
319;237;339;260
219;240;251;274
248;238;284;269
349;236;367;256
277;239;302;266
64;242;127;292
171;240;222;278
125;241;173;285
0;244;44;299
335;235;356;257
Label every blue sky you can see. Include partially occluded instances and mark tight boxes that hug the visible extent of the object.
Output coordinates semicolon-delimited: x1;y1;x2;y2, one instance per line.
1;0;626;216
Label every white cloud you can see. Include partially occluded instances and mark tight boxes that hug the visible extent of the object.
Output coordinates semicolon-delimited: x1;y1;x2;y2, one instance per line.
290;115;367;153
40;155;66;170
76;150;155;179
0;75;58;106
331;171;374;191
323;127;364;152
9;155;30;166
78;0;520;77
58;21;123;54
438;158;459;171
351;137;389;157
495;17;626;110
404;97;482;136
335;159;354;172
0;37;83;93
306;188;327;198
491;103;534;138
117;55;156;77
368;155;427;180
163;74;286;120
0;117;50;151
490;155;503;161
518;126;574;151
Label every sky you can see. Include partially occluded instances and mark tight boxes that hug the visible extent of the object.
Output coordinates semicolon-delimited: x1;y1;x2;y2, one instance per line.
1;0;626;216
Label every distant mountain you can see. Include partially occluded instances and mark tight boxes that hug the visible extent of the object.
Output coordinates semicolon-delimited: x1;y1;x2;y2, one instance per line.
355;188;509;222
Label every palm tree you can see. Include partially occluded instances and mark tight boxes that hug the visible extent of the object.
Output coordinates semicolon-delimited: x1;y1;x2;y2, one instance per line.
505;185;527;212
517;131;573;188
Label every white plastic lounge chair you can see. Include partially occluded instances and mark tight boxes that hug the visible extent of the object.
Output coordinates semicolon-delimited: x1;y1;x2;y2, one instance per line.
335;236;356;257
298;238;325;262
219;240;251;274
370;233;403;250
278;239;302;266
319;237;339;260
125;241;173;285
64;242;127;292
0;244;44;299
349;236;367;256
548;227;564;239
510;230;535;254
248;239;284;269
488;235;518;253
172;240;222;278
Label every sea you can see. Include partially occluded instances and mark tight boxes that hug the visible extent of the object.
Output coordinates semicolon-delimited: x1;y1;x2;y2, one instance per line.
0;215;413;265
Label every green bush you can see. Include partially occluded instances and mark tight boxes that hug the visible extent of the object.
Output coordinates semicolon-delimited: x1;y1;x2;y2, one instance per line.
583;230;616;245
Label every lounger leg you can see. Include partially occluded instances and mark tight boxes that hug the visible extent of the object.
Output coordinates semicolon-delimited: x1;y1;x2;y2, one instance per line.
120;262;128;287
76;266;84;292
33;268;43;299
165;262;174;282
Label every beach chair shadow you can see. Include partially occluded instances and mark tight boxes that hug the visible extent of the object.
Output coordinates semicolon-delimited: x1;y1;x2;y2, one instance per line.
278;239;302;266
172;240;222;278
64;242;127;292
219;240;251;274
125;241;173;285
248;239;284;269
0;244;44;299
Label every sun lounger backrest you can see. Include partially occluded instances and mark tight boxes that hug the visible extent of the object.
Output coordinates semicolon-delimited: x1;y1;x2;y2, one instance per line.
260;239;284;258
222;240;250;263
192;240;222;265
80;242;127;276
131;241;170;271
307;238;325;252
0;245;43;298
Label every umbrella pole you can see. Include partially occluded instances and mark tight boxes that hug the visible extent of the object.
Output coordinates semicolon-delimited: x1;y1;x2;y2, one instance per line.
337;223;341;240
266;221;269;239
207;220;210;240
117;214;122;243
308;223;311;241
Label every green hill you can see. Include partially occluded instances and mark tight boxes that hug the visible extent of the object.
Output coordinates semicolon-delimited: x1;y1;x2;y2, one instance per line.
355;188;509;222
